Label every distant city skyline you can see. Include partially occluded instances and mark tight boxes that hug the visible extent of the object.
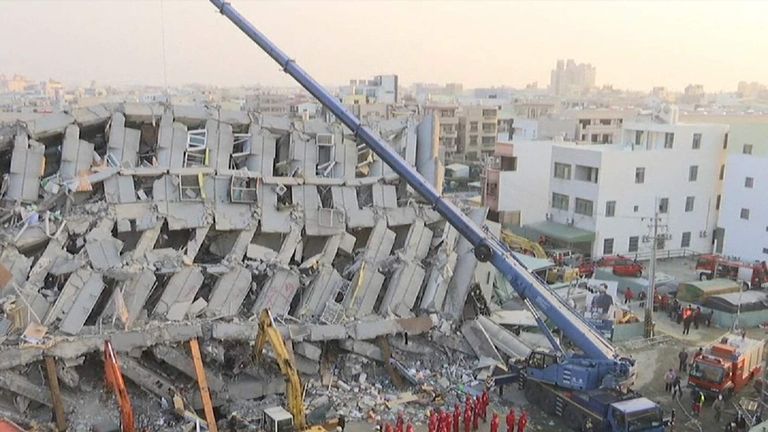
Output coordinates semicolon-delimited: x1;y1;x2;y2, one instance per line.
2;1;766;92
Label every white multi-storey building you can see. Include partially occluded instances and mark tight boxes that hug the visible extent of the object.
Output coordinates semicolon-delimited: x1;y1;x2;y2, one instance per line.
490;115;728;258
339;75;398;105
718;124;768;262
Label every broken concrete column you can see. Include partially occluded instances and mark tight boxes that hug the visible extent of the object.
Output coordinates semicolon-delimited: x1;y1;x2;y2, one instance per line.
0;370;75;408
420;223;460;312
297;267;344;320
294;342;322;361
460;319;504;364
153;266;204;321
250;267;300;317
43;268;105;335
85;232;124;272
102;270;156;327
476;315;532;360
59;124;94;180
7;133;44;202
152;344;226;393
443;207;489;319
342;219;395;318
378;220;432;317
205;265;252;317
339;339;384;362
106;112;141;167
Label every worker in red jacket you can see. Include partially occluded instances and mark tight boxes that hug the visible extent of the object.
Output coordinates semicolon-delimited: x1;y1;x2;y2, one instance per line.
517;410;528;432
482;390;489;413
490;412;500;432
463;406;472;432
453;404;461;432
428;411;437;432
475;395;484;423
444;411;452;432
505;408;515;432
396;413;404;432
406;423;414;432
385;423;393;432
472;400;480;431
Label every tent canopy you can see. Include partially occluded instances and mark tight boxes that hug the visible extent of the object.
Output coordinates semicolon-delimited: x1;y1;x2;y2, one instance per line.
526;221;595;244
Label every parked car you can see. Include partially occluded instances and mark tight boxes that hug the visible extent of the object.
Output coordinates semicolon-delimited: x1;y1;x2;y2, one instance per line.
548;249;583;266
595;255;643;277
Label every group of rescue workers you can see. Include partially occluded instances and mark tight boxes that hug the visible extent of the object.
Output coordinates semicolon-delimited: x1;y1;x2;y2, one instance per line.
376;390;528;432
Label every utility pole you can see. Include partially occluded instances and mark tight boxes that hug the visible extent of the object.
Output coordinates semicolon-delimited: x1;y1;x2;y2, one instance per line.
644;199;666;338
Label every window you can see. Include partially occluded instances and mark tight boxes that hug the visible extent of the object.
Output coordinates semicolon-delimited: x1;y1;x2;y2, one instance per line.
664;132;674;149
591;134;599;143
600;119;612;126
685;196;695;212
763;248;768;255
552;193;569;210
741;208;750;220
575;165;599;183
469;136;478;146
554;162;572;179
635;167;645;184
692;133;702;149
501;156;517;171
719;164;725;180
469;121;478;132
628;236;639;253
634;130;643;146
481;136;495;145
689;165;698;182
575;198;594;216
602;134;612;144
716;194;721;210
603;238;614;255
659;198;669;214
743;144;753;155
633;205;639;213
723;133;729;149
745;177;754;188
681;232;692;248
605;200;616;217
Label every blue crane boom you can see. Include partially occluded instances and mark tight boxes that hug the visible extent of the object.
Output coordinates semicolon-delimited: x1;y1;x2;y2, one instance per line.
209;0;628;379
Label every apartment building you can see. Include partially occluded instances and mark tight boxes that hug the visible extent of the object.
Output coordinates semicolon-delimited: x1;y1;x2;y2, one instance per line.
425;104;459;154
718;124;768;261
574;109;633;144
489;119;728;258
549;59;596;97
457;105;498;161
339;74;398;105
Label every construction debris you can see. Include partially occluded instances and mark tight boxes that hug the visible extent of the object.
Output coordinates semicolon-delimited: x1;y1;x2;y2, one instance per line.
0;103;510;429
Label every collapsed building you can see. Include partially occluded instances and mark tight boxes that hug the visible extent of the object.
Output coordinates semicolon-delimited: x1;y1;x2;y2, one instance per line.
0;103;508;428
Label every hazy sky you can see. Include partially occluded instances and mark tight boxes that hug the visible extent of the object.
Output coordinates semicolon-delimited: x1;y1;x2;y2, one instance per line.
2;1;766;91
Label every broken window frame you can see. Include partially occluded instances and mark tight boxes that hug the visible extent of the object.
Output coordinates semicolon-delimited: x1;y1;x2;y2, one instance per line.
186;129;207;150
230;175;259;204
316;133;336;177
178;174;205;201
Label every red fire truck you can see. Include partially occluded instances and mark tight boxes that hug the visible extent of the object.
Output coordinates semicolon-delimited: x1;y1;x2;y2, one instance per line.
688;334;765;399
695;255;768;290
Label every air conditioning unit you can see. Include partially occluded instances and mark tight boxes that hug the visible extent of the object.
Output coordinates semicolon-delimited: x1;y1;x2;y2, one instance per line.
662;233;672;240
642;235;651;243
545;213;552;220
316;133;334;146
699;230;708;238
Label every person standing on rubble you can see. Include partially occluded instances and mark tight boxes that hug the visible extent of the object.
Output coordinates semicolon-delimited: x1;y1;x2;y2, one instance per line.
490;412;500;432
517;410;528;432
481;389;490;422
678;349;689;373
472;399;480;431
444;409;452;432
406;422;414;432
396;413;404;432
664;368;676;392
338;414;346;432
453;404;461;432
476;394;485;423
428;410;436;432
505;408;515;432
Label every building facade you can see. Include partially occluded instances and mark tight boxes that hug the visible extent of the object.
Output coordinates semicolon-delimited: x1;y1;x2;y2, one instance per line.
339;75;398;105
489;119;728;258
549;59;596;97
456;105;498;161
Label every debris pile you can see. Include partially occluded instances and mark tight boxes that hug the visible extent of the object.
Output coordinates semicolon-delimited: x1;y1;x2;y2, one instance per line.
0;104;519;428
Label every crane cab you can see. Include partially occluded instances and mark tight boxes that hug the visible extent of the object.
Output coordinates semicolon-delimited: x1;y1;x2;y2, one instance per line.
263;406;295;432
607;398;664;432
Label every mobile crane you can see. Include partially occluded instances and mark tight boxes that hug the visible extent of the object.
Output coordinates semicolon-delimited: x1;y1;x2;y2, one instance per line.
209;2;667;430
256;309;326;432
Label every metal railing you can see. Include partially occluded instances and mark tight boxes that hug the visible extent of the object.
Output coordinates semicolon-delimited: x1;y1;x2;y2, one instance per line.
627;248;700;262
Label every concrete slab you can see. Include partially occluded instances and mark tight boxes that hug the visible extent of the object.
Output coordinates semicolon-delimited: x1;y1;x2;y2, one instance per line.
205;265;252;317
461;319;504;364
58;271;106;335
152;344;226;393
250;268;301;317
476;315;532;360
153;266;204;321
85;234;124;271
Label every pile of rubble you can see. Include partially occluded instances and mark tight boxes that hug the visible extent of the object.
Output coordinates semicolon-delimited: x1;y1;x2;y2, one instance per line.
0;103;539;429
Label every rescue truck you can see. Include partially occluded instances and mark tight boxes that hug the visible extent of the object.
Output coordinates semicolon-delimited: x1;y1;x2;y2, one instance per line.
688;334;765;399
695;255;768;290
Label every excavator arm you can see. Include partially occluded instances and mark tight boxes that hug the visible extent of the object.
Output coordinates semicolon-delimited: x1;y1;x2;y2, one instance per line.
256;309;308;431
501;229;547;259
104;340;135;432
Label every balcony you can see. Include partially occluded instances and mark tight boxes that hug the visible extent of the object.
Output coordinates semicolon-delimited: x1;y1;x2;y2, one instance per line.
494;142;514;157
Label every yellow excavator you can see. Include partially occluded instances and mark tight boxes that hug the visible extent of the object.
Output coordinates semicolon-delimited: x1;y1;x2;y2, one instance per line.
256;309;327;432
500;229;547;259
